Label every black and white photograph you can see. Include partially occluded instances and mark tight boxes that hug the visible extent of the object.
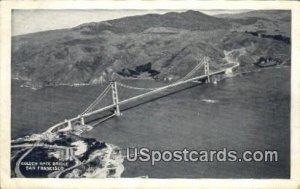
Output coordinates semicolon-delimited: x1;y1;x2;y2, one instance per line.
3;2;295;184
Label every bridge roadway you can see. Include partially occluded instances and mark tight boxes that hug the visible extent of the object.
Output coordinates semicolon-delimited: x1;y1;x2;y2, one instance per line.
46;65;237;133
84;70;225;117
11;143;74;149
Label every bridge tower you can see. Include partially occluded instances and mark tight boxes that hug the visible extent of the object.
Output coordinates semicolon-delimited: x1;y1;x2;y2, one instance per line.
225;67;233;76
204;59;210;83
65;119;72;128
111;81;121;116
80;115;85;125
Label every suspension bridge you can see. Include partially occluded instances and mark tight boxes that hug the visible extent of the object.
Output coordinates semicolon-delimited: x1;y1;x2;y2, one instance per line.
46;56;239;133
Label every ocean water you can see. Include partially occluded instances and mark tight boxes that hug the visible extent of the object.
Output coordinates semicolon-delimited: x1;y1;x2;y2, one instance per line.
11;67;290;178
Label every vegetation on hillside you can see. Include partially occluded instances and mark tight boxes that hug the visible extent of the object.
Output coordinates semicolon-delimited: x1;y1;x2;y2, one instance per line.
12;10;291;89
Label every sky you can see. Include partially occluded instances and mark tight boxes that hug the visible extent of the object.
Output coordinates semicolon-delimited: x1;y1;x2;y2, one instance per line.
12;9;250;36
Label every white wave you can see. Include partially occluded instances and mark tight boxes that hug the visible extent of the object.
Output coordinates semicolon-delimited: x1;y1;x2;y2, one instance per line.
201;99;219;103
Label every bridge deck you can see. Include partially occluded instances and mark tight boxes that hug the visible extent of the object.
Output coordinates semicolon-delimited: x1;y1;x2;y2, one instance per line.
46;67;232;133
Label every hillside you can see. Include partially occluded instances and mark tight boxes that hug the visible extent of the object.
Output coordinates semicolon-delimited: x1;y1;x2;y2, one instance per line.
12;10;291;89
216;10;291;37
73;10;231;34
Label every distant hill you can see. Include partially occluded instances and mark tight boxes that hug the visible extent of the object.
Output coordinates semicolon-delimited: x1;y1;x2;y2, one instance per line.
73;10;231;34
12;10;291;89
216;10;291;37
216;10;290;21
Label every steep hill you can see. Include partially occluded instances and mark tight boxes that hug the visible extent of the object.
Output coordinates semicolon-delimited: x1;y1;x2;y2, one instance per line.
73;10;231;34
12;10;291;89
216;10;291;37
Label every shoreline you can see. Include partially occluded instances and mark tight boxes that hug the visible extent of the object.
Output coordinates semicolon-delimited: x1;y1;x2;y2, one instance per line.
13;64;290;91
